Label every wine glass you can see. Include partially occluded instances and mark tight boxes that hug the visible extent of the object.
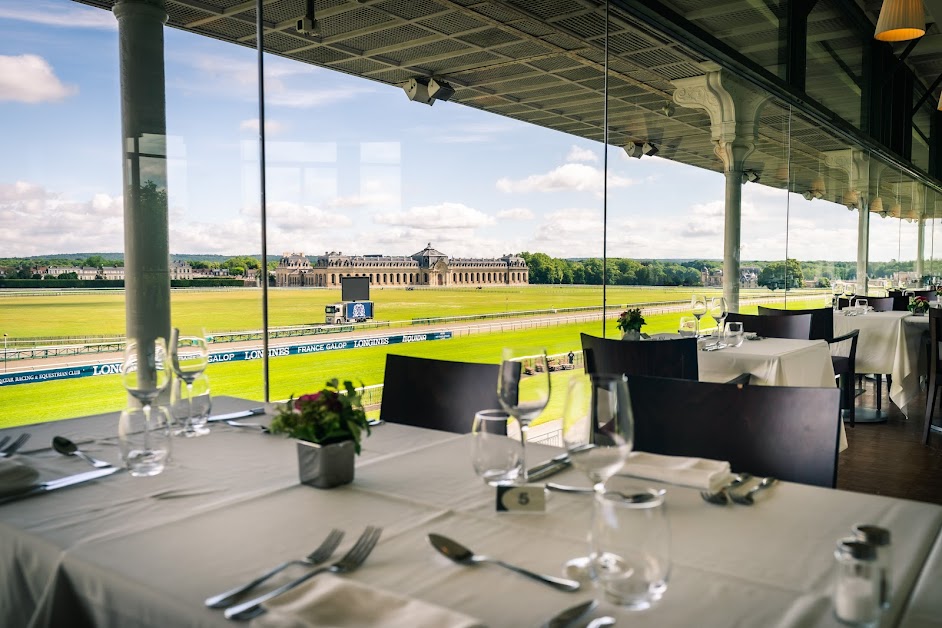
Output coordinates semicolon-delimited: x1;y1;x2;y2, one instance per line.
690;295;707;337
708;297;728;342
560;372;633;578
171;373;212;437
170;331;211;437
678;316;698;338
497;347;551;483
120;337;172;475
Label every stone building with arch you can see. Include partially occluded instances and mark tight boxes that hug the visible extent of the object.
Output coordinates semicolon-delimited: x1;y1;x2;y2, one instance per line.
275;244;528;288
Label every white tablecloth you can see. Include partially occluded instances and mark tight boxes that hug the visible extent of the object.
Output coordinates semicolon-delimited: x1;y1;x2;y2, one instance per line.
1;397;940;628
833;311;927;416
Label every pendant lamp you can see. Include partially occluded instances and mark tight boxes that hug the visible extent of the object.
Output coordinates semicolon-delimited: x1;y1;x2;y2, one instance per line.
874;0;925;42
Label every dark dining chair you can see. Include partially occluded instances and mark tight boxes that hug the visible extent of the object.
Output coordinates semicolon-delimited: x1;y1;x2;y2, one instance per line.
912;289;935;302
924;308;942;444
757;306;859;425
380;354;501;433
837;296;895;311
724;312;812;340
580;333;698;380
626;375;842;487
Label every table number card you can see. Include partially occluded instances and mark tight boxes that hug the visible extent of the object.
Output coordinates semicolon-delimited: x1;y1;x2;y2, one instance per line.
496;485;545;513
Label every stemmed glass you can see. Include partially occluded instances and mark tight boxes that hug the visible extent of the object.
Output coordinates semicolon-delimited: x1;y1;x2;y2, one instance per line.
170;330;211;437
560;372;634;578
708;297;728;342
678;316;698;338
119;337;172;476
497;347;551;483
690;295;707;337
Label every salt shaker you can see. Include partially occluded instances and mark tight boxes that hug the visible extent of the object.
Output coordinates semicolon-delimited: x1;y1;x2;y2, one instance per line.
854;524;891;609
833;539;879;627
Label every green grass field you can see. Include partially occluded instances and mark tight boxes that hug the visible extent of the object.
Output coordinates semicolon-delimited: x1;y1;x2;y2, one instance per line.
0;285;801;339
0;293;833;427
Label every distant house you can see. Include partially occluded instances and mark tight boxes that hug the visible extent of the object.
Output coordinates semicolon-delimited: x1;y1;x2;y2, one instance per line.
170;261;193;280
701;266;758;288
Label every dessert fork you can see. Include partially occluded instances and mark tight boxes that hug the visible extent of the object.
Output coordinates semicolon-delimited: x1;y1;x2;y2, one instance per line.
730;477;777;505
204;528;344;608
0;433;31;458
699;474;751;505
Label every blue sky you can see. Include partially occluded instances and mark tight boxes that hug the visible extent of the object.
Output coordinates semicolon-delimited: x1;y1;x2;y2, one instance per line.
0;0;926;263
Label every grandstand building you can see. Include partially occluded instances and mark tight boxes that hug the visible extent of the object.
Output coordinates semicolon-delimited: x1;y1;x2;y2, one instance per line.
275;244;528;288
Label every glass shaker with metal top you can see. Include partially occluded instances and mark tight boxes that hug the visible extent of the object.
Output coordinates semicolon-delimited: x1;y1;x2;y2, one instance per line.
833;539;879;627
854;524;891;609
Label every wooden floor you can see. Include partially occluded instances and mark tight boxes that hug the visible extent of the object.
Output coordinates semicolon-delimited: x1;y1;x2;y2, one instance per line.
837;379;942;505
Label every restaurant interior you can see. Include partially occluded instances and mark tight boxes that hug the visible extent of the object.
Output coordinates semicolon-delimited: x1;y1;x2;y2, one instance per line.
2;0;942;626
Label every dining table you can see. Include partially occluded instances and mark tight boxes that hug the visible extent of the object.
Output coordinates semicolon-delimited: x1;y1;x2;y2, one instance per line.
2;396;940;627
832;310;928;421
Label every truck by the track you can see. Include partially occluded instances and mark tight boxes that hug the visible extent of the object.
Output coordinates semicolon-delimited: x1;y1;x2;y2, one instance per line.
325;301;374;324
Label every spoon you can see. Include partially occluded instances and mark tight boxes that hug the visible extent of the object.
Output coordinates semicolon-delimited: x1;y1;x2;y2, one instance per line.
52;436;112;468
427;533;581;592
730;477;777;505
587;617;616;628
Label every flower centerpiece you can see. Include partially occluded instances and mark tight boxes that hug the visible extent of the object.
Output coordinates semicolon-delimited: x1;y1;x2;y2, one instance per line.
616;308;646;341
909;296;930;315
270;379;370;488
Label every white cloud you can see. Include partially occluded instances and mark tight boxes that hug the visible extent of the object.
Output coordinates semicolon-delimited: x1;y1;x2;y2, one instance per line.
566;145;599;163
0;182;123;256
185;54;373;108
496;207;535;220
0;2;116;30
240;118;286;134
374;202;495;229
326;193;396;209
496;163;637;195
0;55;77;103
426;122;516;144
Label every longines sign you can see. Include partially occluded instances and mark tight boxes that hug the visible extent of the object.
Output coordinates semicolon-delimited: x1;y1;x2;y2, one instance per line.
0;331;453;387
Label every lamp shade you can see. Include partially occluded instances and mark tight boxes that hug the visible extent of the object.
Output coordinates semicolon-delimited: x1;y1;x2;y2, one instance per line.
874;0;925;42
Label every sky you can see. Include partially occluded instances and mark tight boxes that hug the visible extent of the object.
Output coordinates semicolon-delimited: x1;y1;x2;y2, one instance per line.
0;0;930;264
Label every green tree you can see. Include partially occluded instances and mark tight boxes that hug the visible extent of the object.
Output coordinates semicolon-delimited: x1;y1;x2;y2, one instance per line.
758;259;804;289
84;255;107;268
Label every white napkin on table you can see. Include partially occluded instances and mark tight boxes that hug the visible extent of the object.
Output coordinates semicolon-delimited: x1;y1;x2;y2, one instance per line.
0;458;39;496
618;452;732;490
252;574;484;628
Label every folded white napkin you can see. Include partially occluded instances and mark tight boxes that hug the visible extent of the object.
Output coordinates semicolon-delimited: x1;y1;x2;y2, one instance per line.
0;458;39;496
252;574;484;628
618;452;732;490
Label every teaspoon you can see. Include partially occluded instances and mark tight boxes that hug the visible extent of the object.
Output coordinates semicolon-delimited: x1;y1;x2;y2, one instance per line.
52;436;113;468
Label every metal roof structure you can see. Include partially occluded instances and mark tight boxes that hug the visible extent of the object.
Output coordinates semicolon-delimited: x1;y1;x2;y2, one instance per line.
75;0;942;217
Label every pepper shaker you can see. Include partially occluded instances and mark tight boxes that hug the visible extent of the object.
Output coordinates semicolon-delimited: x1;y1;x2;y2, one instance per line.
833;539;879;627
854;524;891;609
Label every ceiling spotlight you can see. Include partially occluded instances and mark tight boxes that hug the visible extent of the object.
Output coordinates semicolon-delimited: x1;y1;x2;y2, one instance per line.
662;102;675;117
802;191;814;201
296;0;320;35
880;210;889;219
742;170;760;184
427;78;455;102
642;142;659;157
402;78;433;105
624;142;643;159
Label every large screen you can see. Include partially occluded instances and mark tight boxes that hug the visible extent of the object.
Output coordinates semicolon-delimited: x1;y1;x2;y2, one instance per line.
341;276;371;301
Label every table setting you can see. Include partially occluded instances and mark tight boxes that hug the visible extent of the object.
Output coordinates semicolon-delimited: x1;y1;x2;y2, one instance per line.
1;332;942;627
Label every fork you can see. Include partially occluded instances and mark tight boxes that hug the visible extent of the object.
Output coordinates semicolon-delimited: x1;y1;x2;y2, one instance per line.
699;474;751;505
224;526;383;620
0;433;31;458
204;528;344;608
729;477;778;505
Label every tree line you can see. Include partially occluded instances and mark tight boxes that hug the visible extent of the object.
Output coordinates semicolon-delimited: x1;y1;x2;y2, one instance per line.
520;252;714;286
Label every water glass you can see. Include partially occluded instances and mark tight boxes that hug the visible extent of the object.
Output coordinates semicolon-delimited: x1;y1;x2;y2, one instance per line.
855;298;868;315
724;321;744;347
590;482;671;610
118;405;172;477
471;410;523;486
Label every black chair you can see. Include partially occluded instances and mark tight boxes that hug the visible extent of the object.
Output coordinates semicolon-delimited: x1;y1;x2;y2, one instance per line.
837;296;895;311
912;289;935;302
580;333;698;380
924;308;942;444
380;354;500;433
757;306;859;425
724;312;812;340
626;375;842;487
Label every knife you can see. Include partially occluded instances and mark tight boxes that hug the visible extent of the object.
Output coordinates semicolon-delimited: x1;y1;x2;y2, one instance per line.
206;407;265;423
542;600;598;628
0;467;121;506
527;444;595;482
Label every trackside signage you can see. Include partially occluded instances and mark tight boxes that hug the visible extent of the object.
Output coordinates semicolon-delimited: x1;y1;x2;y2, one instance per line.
0;331;453;387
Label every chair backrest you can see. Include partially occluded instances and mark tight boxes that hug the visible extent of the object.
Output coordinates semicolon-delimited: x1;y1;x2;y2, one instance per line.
863;296;895;311
912;289;935;302
580;333;698;380
380;354;501;433
626;375;841;487
724;312;812;340
756;306;834;342
930;308;942;373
